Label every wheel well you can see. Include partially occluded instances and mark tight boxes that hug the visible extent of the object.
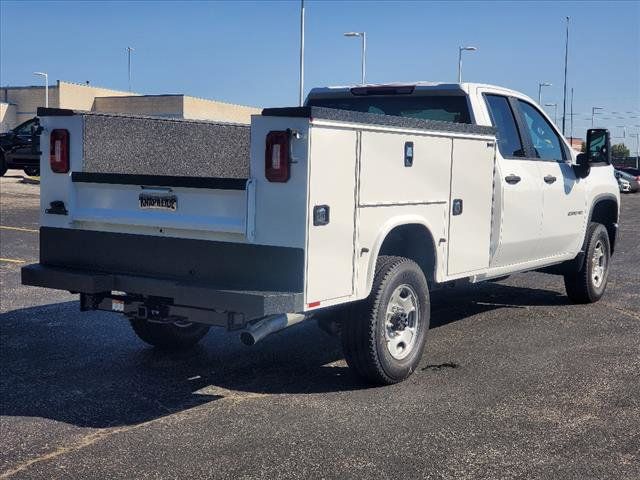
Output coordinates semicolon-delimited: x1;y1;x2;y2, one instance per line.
590;198;618;253
378;224;437;282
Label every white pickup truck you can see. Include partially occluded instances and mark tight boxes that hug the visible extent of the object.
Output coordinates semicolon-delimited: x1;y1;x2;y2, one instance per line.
22;82;620;385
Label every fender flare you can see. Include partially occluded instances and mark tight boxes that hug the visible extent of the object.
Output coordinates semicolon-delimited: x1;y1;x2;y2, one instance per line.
363;215;440;298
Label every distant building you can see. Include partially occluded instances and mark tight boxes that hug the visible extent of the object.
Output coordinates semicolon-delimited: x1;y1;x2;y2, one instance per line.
0;80;260;132
92;94;260;125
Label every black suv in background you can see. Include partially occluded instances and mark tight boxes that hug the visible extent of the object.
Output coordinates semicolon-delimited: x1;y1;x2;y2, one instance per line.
0;117;41;176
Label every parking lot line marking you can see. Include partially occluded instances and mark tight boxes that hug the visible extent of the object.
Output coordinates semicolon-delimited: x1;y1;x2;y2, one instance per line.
0;225;38;233
0;258;26;264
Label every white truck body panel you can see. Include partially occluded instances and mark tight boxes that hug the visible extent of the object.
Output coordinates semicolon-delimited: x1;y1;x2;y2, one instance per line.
27;81;620;322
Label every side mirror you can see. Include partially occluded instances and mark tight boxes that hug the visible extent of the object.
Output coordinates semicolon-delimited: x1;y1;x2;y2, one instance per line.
574;152;590;178
586;128;611;164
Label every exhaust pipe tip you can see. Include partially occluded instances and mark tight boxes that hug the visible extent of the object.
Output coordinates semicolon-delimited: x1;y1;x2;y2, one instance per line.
239;313;307;347
240;331;256;346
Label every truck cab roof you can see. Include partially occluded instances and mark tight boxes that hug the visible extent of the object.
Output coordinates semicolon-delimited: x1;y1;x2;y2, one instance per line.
307;82;536;105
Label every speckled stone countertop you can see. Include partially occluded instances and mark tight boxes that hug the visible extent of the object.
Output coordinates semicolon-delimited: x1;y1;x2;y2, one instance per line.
82;113;250;178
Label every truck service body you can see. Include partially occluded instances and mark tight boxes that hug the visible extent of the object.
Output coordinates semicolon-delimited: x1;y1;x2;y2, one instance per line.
22;82;620;384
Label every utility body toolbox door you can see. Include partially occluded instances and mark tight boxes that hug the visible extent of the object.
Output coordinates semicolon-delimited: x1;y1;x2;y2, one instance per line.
304;125;358;306
446;138;496;275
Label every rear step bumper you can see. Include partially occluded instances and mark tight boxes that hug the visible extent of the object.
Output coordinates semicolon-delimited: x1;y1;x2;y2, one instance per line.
21;263;303;320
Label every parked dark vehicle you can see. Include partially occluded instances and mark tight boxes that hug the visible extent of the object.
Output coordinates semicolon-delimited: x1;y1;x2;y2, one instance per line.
0;117;41;177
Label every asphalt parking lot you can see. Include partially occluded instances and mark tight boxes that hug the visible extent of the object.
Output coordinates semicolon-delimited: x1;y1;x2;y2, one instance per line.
1;171;638;479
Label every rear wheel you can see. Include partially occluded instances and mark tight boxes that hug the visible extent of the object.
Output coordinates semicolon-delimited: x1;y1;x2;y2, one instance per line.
564;222;611;304
23;167;39;177
0;154;7;176
129;318;210;350
341;256;430;385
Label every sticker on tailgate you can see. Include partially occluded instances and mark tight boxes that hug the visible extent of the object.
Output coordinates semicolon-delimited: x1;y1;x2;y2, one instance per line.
139;193;177;211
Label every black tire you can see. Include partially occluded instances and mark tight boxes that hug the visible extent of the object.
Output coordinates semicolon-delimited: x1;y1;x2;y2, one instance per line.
342;256;430;385
564;222;611;304
23;167;39;177
129;318;210;351
0;154;7;177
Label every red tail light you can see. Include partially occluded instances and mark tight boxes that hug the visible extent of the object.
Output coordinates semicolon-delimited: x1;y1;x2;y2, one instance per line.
50;129;69;173
265;130;290;182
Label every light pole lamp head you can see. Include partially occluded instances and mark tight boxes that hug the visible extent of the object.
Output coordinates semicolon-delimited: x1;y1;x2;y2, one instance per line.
460;46;477;52
344;32;363;37
544;103;557;107
33;71;47;77
539;82;552;87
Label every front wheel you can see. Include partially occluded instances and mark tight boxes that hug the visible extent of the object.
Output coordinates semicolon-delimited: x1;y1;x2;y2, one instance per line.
341;256;430;385
23;167;40;177
129;318;210;350
0;155;7;177
564;222;611;304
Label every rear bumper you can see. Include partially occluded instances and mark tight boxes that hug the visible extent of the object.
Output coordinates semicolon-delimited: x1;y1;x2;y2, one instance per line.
21;263;303;319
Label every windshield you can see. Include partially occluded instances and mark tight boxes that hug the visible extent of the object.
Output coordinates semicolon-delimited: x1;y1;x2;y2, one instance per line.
307;94;472;124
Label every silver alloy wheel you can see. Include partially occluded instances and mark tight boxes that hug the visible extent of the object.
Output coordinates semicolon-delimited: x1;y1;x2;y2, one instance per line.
591;240;606;288
384;284;420;360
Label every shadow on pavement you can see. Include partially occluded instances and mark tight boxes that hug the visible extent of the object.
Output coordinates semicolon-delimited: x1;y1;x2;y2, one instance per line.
0;281;568;428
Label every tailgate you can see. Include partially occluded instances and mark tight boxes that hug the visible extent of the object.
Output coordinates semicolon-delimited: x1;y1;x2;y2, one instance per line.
39;109;254;239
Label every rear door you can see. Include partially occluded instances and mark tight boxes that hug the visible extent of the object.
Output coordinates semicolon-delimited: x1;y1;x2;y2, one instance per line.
483;94;544;267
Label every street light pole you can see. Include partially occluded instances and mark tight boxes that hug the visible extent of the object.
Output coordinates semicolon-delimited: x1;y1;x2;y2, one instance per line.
458;46;477;83
545;103;558;125
538;82;552;106
126;46;134;92
344;32;366;84
33;72;48;108
562;16;569;136
630;133;640;168
298;0;305;106
591;106;604;127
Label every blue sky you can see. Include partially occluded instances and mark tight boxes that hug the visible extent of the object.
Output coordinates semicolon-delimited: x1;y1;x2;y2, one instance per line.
1;0;639;148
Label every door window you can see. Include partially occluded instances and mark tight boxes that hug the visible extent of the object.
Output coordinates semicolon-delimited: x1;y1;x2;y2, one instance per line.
13;119;36;136
517;100;565;161
484;95;525;158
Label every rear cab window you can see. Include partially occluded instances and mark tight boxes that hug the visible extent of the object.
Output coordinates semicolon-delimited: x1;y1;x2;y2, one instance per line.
307;93;472;124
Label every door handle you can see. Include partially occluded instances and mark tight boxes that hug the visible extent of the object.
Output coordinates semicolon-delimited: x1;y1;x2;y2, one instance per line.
505;174;521;184
544;175;557;184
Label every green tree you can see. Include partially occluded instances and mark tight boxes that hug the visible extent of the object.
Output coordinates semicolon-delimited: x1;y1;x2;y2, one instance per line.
611;143;630;158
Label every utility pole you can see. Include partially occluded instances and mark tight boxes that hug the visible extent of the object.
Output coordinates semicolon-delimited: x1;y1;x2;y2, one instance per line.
126;46;135;92
298;0;305;106
562;16;569;135
570;87;574;142
344;32;367;84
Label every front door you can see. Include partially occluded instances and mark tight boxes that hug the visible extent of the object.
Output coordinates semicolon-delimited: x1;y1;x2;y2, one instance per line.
515;100;586;258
